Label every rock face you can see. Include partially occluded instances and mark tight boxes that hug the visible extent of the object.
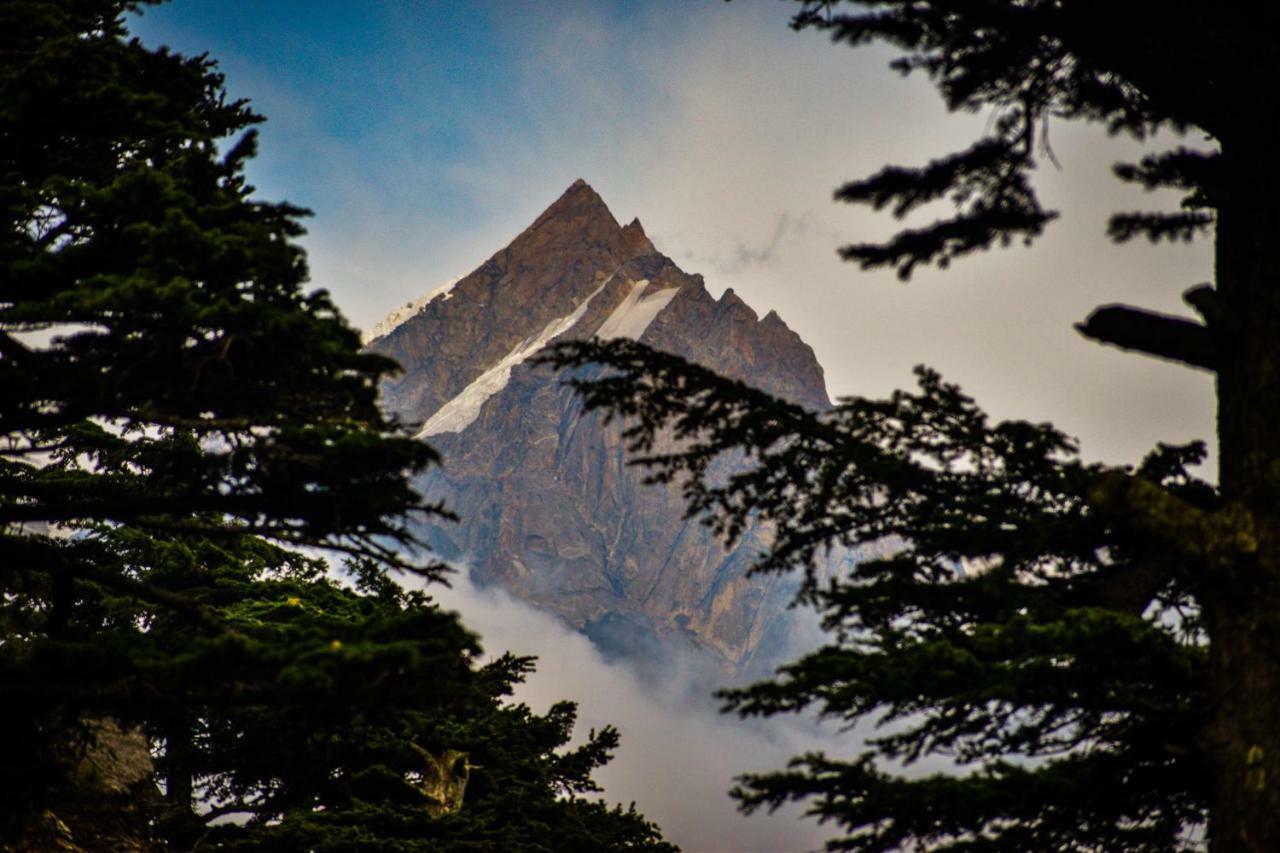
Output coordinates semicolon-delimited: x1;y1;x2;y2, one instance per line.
366;180;830;679
12;718;158;852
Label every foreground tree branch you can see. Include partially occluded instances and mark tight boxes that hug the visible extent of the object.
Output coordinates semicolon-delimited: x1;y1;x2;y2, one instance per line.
1076;304;1217;371
551;336;1213;851
1087;471;1256;569
543;0;1280;844
0;5;673;849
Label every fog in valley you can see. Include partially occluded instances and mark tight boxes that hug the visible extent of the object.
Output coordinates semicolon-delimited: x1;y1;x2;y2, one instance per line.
424;571;843;852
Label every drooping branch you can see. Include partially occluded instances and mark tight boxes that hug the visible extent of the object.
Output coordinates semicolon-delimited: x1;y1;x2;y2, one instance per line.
1075;304;1216;371
834;134;1057;279
834;138;1012;219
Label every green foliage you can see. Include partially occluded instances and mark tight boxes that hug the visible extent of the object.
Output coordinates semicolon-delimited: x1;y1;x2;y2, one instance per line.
542;340;1211;851
0;2;671;849
0;0;437;567
145;552;670;852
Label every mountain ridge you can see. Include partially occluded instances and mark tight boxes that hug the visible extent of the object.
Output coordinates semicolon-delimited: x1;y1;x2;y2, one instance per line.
366;181;830;678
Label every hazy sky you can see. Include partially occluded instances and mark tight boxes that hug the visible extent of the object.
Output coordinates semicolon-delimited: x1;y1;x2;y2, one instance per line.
128;0;1217;472
128;3;1219;848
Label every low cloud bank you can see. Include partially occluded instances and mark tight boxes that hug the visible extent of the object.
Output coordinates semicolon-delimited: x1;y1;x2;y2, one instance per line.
423;573;852;853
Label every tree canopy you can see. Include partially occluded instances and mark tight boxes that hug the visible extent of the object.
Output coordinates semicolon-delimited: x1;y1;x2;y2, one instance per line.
546;1;1280;850
0;2;671;849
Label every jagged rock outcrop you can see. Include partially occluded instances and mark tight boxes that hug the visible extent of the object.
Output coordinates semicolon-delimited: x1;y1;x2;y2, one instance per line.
366;181;830;679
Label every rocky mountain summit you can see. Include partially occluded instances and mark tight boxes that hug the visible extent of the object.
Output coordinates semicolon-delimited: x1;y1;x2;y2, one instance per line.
366;180;830;680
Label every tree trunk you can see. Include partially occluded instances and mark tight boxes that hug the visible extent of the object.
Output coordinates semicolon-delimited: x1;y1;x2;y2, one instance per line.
160;720;200;846
1205;140;1280;852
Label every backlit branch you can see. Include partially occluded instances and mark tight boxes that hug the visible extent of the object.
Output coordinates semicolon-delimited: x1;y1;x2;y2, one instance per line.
1075;304;1216;371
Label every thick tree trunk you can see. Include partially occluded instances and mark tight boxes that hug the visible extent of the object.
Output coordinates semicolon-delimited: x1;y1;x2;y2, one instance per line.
1205;141;1280;852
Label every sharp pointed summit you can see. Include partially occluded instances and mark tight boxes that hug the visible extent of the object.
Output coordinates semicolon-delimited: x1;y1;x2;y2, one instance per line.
365;183;831;680
524;179;621;246
620;216;655;256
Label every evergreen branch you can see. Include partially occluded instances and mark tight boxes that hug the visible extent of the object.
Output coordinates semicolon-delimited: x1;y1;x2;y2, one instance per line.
1087;471;1256;570
1084;560;1171;617
838;203;1055;279
733;748;1203;852
832;130;1056;279
1113;147;1221;198
0;535;227;633
200;801;265;822
1107;210;1214;243
834;138;1011;219
115;516;443;578
80;561;230;629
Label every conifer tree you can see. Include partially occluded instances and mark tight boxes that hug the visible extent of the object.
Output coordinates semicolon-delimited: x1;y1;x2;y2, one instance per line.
546;1;1278;850
0;2;671;849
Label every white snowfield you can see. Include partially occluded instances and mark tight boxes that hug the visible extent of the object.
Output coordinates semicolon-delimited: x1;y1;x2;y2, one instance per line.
361;275;462;345
416;277;614;438
592;279;679;342
415;275;681;439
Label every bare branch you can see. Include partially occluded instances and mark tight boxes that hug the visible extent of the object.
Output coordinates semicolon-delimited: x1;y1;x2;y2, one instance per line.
1075;304;1216;371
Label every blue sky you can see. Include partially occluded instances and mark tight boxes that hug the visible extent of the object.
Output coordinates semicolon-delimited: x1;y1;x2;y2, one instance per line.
128;0;1217;481
132;2;524;220
125;3;1220;847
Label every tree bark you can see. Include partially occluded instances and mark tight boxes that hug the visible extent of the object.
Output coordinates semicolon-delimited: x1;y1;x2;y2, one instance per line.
161;720;200;846
1204;139;1280;853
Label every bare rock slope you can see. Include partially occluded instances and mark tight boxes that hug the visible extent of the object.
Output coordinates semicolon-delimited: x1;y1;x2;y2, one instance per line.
366;181;830;678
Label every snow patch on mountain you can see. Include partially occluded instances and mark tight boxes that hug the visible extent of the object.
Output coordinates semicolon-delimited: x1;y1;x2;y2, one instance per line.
362;275;462;345
593;279;679;342
416;277;612;438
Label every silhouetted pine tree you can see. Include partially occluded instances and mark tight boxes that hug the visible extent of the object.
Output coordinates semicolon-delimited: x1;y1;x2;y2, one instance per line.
0;2;671;850
545;1;1277;850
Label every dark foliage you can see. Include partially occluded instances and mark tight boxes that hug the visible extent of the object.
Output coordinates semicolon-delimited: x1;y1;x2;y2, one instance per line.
0;2;672;849
544;0;1280;850
792;0;1226;282
542;341;1210;851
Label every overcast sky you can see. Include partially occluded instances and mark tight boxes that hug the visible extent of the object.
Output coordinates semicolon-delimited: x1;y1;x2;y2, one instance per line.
129;2;1218;848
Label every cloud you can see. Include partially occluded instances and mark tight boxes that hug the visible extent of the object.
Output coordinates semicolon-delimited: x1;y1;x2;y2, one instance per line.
339;0;1214;475
422;572;848;853
665;212;810;278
